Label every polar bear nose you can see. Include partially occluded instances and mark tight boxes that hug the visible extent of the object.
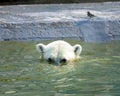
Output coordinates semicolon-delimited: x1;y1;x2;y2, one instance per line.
56;58;67;66
47;58;54;64
47;58;67;65
60;58;67;63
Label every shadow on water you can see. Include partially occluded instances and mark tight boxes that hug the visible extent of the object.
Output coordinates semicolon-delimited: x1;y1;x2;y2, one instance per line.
0;40;120;96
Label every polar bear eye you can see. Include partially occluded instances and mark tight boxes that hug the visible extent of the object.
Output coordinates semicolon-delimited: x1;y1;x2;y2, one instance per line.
47;58;54;64
60;58;67;64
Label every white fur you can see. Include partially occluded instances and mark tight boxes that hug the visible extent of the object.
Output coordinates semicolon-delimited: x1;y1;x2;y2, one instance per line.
36;40;82;64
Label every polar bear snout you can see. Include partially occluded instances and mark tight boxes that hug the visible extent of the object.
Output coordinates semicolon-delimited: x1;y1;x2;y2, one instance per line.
47;58;67;65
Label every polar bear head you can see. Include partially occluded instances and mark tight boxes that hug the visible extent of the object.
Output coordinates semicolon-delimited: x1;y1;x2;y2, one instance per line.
36;40;82;65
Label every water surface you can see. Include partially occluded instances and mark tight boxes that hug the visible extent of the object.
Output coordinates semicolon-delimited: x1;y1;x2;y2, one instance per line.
0;40;120;96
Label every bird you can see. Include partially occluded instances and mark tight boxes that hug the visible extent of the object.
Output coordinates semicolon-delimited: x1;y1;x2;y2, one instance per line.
87;11;95;18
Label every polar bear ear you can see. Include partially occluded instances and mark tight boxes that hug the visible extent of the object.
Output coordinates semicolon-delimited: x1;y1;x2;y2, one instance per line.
73;44;82;56
36;43;46;53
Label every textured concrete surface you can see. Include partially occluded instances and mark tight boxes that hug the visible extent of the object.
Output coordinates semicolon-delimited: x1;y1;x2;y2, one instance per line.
0;2;120;42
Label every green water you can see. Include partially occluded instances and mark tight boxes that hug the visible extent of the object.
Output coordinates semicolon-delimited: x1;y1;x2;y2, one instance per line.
0;40;120;96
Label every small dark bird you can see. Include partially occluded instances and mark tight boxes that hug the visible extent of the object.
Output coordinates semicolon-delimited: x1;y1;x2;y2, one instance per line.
87;11;95;18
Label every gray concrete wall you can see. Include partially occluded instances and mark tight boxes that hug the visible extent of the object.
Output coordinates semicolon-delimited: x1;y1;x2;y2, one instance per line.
0;2;120;42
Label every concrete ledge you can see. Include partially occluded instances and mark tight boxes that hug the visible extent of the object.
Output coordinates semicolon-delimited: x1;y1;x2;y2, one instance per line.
0;2;120;42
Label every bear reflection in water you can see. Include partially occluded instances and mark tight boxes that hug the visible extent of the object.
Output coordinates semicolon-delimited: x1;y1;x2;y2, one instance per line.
36;40;82;65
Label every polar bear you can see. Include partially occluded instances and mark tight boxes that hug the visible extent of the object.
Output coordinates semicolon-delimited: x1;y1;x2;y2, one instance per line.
36;40;82;65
